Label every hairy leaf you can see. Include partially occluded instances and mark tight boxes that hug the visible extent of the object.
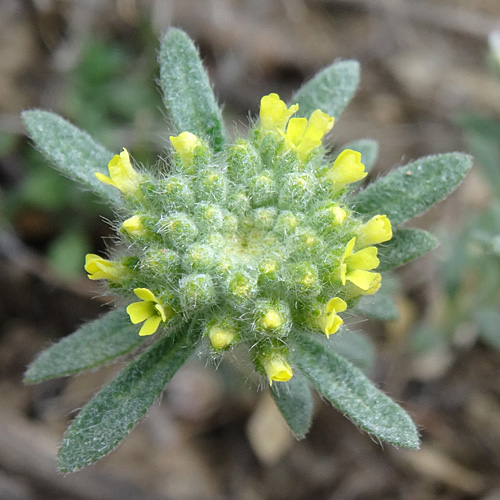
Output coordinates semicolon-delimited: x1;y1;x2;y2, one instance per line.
24;309;146;383
57;321;198;472
291;60;360;120
291;331;420;449
159;28;226;151
378;228;438;272
271;371;313;439
22;110;117;203
353;153;473;227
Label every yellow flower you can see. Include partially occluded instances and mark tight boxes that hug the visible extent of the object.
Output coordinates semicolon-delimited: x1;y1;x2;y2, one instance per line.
95;148;142;195
338;237;380;290
356;215;392;247
121;215;147;237
84;254;124;281
325;149;367;188
170;131;202;167
208;324;237;350
126;288;172;336
262;353;293;385
279;109;334;162
318;297;347;338
259;93;298;131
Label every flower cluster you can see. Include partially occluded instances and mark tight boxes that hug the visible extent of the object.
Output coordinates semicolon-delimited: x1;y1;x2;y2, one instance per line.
86;93;392;385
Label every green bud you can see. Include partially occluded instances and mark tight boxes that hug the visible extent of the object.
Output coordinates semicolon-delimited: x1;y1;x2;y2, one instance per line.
205;315;239;350
291;227;324;257
178;273;217;312
228;190;251;215
196;168;228;203
274;210;302;236
252;206;278;231
195;203;225;232
253;298;291;337
257;255;281;288
278;172;317;210
311;202;348;233
159;212;198;250
159;175;195;212
182;242;218;273
284;261;321;299
246;170;277;207
226;139;262;181
140;247;181;282
225;269;258;309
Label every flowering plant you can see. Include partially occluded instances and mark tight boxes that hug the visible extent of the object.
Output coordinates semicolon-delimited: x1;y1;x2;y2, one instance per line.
23;28;471;472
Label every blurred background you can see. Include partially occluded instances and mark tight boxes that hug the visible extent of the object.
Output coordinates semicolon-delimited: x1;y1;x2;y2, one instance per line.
1;0;500;499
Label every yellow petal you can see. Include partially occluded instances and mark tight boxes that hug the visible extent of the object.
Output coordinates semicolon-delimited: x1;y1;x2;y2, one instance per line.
362;272;382;295
154;303;168;323
139;315;162;336
323;315;344;338
133;287;158;302
346;269;378;290
84;254;122;280
263;355;293;385
326;297;347;315
307;109;334;136
346;246;379;270
107;148;141;194
95;172;116;188
122;215;146;236
170;131;201;166
357;215;392;247
295;136;322;162
127;301;155;324
259;93;298;131
343;237;356;259
284;117;308;145
326;149;367;187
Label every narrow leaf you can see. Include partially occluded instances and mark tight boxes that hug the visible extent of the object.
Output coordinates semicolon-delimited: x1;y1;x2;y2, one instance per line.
378;228;438;272
353;153;473;227
291;60;360;119
22;110;117;203
330;329;376;370
337;138;379;171
24;309;146;384
356;293;399;322
57;322;198;472
271;371;313;439
291;331;420;449
159;28;226;151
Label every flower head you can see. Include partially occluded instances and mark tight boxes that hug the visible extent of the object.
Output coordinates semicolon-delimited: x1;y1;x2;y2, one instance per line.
325;149;367;188
279;109;334;162
262;352;293;385
170;131;202;168
126;288;172;336
318;297;347;338
84;254;125;281
259;93;298;132
95;148;142;195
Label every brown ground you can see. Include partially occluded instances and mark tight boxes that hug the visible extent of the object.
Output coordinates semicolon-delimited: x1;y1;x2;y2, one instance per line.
1;1;500;499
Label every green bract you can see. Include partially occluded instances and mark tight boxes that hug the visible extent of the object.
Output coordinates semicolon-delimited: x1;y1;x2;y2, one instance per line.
23;28;472;472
